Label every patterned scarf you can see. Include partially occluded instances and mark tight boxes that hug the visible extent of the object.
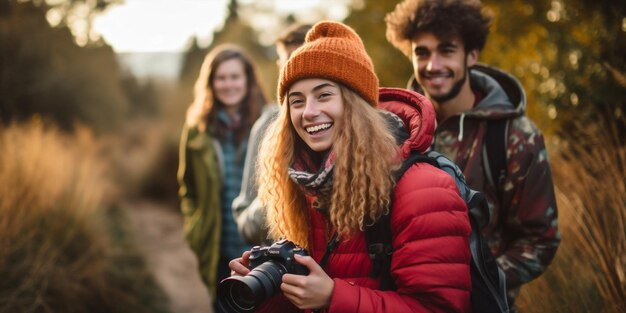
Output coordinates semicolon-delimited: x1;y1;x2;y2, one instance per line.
288;150;335;212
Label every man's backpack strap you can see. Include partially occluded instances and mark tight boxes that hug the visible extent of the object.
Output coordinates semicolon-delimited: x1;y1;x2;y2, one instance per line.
483;119;509;198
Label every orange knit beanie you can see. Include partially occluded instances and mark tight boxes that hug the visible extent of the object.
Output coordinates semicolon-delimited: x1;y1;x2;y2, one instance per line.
277;21;379;107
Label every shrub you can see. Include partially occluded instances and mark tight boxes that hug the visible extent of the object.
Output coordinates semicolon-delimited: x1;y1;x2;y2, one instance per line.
517;120;626;313
0;122;169;313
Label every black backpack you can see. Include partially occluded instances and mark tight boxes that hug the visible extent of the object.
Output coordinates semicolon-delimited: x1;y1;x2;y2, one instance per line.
363;150;510;313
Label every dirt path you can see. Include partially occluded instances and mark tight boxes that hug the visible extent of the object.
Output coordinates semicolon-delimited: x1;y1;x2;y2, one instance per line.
124;199;213;313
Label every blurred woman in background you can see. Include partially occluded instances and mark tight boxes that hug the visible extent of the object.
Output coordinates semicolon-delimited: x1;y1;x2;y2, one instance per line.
177;44;267;310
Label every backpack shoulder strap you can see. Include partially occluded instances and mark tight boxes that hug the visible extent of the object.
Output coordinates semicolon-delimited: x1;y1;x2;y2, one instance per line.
427;150;491;228
483;119;509;196
365;150;436;290
396;151;438;180
363;211;394;290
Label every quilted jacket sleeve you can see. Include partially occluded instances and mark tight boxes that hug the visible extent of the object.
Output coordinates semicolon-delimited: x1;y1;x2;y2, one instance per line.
328;162;472;313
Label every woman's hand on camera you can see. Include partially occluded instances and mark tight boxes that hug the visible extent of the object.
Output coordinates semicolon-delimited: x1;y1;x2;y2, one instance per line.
228;250;251;277
280;254;334;310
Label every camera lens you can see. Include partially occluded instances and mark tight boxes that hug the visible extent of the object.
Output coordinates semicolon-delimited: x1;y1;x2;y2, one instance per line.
217;278;257;312
229;282;255;311
217;261;287;313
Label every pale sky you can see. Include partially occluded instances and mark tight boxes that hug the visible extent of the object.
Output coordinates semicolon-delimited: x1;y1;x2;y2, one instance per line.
93;0;351;53
93;0;228;53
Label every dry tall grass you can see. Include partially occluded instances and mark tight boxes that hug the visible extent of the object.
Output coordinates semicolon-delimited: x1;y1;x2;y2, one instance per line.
517;120;626;313
0;122;168;313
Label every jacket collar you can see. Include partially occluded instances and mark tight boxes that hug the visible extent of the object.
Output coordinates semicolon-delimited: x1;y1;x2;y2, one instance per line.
378;87;436;159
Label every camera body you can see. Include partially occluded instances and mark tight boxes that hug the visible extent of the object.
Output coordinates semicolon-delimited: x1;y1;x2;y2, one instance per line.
248;239;309;275
216;239;309;313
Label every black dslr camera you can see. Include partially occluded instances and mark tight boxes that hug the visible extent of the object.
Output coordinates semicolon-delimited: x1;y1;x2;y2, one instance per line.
216;239;309;312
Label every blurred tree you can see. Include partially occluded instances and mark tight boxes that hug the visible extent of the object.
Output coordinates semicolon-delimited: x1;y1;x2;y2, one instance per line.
120;73;161;118
178;37;207;87
343;0;413;88
481;0;626;135
0;0;131;133
39;0;123;46
172;37;206;129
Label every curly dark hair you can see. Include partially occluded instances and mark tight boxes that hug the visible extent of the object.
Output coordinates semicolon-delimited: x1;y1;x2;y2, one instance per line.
386;0;492;57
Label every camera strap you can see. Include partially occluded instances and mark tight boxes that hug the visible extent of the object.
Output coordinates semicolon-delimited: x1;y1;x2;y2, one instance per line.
319;231;338;269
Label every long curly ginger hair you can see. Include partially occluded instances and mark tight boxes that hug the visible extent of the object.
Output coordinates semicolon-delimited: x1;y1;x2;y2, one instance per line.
257;85;401;249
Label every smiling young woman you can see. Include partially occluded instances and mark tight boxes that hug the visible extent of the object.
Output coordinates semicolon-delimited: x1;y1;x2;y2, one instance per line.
226;21;472;313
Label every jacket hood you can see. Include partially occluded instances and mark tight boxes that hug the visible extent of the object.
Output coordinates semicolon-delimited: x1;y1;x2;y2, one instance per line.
407;64;526;120
378;87;436;159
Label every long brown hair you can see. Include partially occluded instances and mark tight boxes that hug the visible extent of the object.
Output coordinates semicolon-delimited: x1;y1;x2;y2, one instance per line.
186;44;266;142
257;85;400;249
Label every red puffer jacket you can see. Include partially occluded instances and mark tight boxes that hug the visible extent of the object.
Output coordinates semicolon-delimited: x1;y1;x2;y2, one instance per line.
258;88;471;313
